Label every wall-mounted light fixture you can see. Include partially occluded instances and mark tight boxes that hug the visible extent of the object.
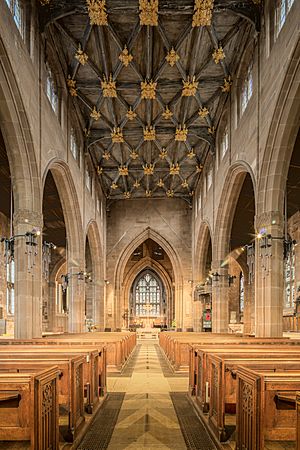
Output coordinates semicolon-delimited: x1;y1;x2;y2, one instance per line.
1;229;41;272
211;272;236;287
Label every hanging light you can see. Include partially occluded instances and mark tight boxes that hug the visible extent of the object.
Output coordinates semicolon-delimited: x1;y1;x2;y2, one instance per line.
1;229;41;272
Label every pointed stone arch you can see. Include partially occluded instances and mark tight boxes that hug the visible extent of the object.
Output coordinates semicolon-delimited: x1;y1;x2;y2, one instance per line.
194;220;213;283
214;161;256;264
122;257;173;327
43;159;85;332
113;227;184;328
86;220;105;328
257;40;300;217
0;38;41;214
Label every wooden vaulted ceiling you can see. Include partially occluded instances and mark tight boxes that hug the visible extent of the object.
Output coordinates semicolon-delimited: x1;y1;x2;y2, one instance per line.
39;0;260;205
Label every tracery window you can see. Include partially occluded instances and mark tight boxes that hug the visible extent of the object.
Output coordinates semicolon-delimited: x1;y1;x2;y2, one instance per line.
207;166;212;192
46;65;58;114
85;167;92;192
239;271;244;315
6;260;15;315
56;280;68;314
5;0;24;37
220;127;229;160
134;272;161;317
70;127;79;162
241;64;253;115
284;243;295;308
275;0;295;36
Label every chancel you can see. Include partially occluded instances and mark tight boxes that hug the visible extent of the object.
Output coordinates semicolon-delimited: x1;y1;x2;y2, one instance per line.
0;0;299;449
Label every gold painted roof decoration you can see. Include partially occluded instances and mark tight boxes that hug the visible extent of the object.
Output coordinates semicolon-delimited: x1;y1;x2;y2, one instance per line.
145;190;152;197
101;74;117;97
141;79;157;100
40;0;50;4
144;126;156;141
111;182;118;190
169;163;180;176
175;124;188;142
97;166;103;175
75;44;88;65
139;0;159;26
119;166;129;176
192;0;214;27
143;163;154;175
162;106;173;120
87;0;108;26
182;76;198;97
157;178;164;187
129;150;139;160
90;106;101;120
181;179;189;188
221;76;232;92
165;47;180;67
198;106;209;118
166;190;174;198
196;164;203;173
189;190;194;197
212;46;225;64
187;148;196;158
124;191;131;199
111;127;124;143
133;180;141;188
103;151;111;160
208;126;215;135
119;45;133;67
67;76;77;97
159;148;168;159
126;107;137;121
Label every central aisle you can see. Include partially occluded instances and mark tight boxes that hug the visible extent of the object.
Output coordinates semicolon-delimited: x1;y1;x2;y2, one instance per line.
107;341;188;449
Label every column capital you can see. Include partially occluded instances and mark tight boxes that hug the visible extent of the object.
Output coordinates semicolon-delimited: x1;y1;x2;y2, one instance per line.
13;209;43;229
255;210;284;232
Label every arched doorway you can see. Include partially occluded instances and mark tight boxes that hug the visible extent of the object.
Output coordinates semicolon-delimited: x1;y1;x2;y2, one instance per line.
129;269;167;329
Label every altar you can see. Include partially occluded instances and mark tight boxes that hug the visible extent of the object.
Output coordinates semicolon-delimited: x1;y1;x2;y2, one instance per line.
136;327;160;340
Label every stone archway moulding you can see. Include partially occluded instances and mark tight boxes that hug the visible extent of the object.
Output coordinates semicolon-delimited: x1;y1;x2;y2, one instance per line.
113;227;184;328
214;161;256;263
257;40;300;217
114;227;183;288
194;220;213;282
0;38;41;214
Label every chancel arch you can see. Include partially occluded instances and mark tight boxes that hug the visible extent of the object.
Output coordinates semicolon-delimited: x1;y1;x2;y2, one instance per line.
114;231;179;329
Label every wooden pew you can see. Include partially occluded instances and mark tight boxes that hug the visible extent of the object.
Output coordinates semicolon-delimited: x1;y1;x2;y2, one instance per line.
207;354;300;442
0;343;106;404
297;392;300;450
236;367;300;449
0;366;59;450
0;331;134;373
0;356;85;443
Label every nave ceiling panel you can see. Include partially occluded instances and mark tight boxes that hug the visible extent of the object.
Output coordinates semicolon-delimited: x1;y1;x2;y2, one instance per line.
39;0;260;205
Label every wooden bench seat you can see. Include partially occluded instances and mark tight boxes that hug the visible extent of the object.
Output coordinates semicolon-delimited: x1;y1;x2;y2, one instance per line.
206;354;300;442
0;344;106;413
236;368;300;449
0;366;59;450
0;356;85;443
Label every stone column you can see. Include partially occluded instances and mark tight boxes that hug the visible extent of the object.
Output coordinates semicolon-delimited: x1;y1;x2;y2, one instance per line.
211;264;229;333
255;212;284;337
68;265;85;333
243;277;254;335
13;209;43;339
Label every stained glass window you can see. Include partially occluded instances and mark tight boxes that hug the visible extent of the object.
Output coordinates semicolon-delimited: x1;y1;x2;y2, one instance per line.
46;65;58;114
239;271;244;315
241;64;253;115
284;243;295;308
6;260;15;315
5;0;24;37
134;272;161;316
